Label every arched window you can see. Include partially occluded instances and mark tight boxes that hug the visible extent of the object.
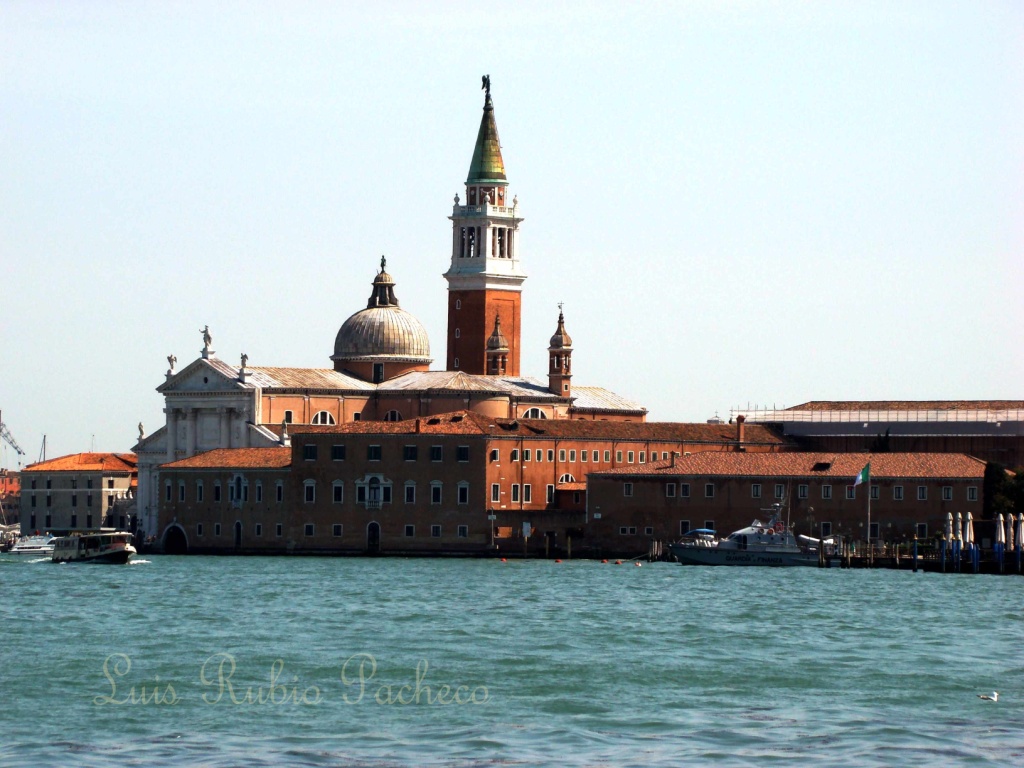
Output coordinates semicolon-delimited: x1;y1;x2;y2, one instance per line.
558;474;576;484
383;410;402;422
312;411;336;425
523;408;547;419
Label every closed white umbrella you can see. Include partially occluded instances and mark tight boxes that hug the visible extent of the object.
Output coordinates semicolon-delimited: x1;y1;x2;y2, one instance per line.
945;513;953;542
956;512;964;544
997;514;1005;545
1017;514;1024;551
965;512;974;547
1006;514;1015;552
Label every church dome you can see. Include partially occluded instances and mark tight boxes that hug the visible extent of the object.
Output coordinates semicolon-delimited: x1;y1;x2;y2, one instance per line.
332;259;432;364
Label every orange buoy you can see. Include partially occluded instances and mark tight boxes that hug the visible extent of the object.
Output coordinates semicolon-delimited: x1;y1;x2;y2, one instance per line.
635;562;642;567
601;559;609;563
555;559;562;563
500;558;507;562
615;560;623;565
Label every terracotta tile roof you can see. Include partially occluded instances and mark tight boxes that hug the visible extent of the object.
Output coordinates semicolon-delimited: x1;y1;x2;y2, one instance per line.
23;453;137;473
594;452;986;480
162;448;292;470
292;410;785;444
557;482;587;491
245;366;375;391
788;400;1024;411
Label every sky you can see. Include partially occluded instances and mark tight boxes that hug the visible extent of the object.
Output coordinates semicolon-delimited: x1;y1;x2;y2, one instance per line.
1;1;1022;466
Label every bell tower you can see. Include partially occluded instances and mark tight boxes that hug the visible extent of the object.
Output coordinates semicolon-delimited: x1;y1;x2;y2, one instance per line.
548;305;573;397
444;76;526;375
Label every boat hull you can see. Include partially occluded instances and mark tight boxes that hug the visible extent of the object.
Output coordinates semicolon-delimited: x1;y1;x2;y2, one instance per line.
669;544;826;567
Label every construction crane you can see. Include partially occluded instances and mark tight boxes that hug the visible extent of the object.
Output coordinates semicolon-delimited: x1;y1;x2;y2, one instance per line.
0;410;26;457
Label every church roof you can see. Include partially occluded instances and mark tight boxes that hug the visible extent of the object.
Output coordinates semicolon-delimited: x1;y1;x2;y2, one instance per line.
23;453;137;473
467;82;506;183
570;387;646;414
245;367;375;391
380;370;559;398
162;448;292;470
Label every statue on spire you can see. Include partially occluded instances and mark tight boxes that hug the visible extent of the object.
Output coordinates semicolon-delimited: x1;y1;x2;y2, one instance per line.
380;254;386;272
482;74;491;98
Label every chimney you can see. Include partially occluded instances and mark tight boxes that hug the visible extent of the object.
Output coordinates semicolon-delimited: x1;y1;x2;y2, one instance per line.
736;414;746;446
415;418;421;434
671;451;680;468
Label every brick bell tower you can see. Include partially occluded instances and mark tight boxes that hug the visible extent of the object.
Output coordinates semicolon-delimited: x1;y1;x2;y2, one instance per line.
444;76;526;375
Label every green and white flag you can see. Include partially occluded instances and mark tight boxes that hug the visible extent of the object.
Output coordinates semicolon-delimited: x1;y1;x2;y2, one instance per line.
853;462;870;487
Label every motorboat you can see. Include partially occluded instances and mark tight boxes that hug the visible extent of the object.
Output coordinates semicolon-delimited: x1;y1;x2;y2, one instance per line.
8;534;57;556
669;506;835;567
51;531;137;564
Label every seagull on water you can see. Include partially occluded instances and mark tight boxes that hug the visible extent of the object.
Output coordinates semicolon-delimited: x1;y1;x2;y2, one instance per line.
978;692;999;701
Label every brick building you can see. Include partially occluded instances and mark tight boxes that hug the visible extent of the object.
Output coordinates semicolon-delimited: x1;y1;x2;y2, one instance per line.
158;411;786;555
585;452;987;554
19;453;137;535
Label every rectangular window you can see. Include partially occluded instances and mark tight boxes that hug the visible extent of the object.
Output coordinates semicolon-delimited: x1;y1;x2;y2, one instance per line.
559;449;566;462
197;523;204;536
639;452;646;464
431;525;441;538
70;513;77;527
893;485;904;501
457;525;468;538
214;484;222;502
704;520;715;531
256;482;262;503
774;484;785;500
523;449;531;462
304;524;314;536
547;449;554;462
798;484;808;499
821;522;832;537
680;483;690;498
431;446;443;462
357;486;366;504
627;451;635;463
679;520;690;535
87;493;93;507
276;482;284;502
405;525;415;537
30;495;37;508
644;526;654;536
917;486;927;501
967;486;978;501
942;486;952;501
303;444;317;461
546;484;554;503
616;450;623;463
333;524;343;537
511;484;520;502
179;482;186;502
45;514;51;528
304;483;315;503
846;486;856;500
870;485;879;500
822;485;832;500
331;444;346;461
489;449;499;462
458;484;470;504
751;483;761;499
333;483;344;503
255;524;263;537
573;491;581;504
214;523;221;536
511;449;520;462
523;485;532;503
403;445;418;461
604;451;611;462
623;482;633;498
165;482;171;502
382;486;392;504
276;523;283;537
869;522;880;540
491;484;500;502
569;450;576;462
705;483;715;498
666;483;676;497
283;410;293;424
86;514;92;528
431;485;442;505
405;484;416;504
916;523;928;538
581;450;588;462
367;445;382;461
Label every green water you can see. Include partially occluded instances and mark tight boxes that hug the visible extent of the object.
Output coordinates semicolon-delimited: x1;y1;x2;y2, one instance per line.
2;555;1021;766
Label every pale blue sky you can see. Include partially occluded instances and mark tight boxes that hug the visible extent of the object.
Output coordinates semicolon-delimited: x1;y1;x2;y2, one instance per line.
1;1;1021;463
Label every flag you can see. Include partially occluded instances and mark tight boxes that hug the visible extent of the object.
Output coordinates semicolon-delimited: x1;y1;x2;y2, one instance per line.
853;462;870;487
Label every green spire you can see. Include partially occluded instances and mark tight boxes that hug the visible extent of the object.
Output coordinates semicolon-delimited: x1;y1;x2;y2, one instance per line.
467;77;506;183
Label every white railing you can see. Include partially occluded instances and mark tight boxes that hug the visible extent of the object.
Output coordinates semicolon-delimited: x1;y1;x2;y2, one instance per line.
731;408;1024;424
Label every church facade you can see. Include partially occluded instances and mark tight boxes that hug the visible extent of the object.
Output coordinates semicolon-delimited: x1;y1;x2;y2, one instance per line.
135;81;647;541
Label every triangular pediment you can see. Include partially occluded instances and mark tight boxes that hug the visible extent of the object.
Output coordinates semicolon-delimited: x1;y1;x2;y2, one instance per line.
156;356;244;394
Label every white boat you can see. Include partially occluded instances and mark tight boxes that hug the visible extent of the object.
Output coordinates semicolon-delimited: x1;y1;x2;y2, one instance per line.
669;506;837;567
51;531;137;564
8;534;57;556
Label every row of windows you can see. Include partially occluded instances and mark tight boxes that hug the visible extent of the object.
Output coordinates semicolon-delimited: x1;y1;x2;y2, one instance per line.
491;448;676;465
194;522;470;538
304;444;471;463
167;480;284;504
306;480;470;506
28;478;113;490
650;483;979;501
27;513;125;529
28;493;113;508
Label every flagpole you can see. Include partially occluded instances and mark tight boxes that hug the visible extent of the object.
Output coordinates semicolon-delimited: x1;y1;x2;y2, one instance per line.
866;471;872;566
